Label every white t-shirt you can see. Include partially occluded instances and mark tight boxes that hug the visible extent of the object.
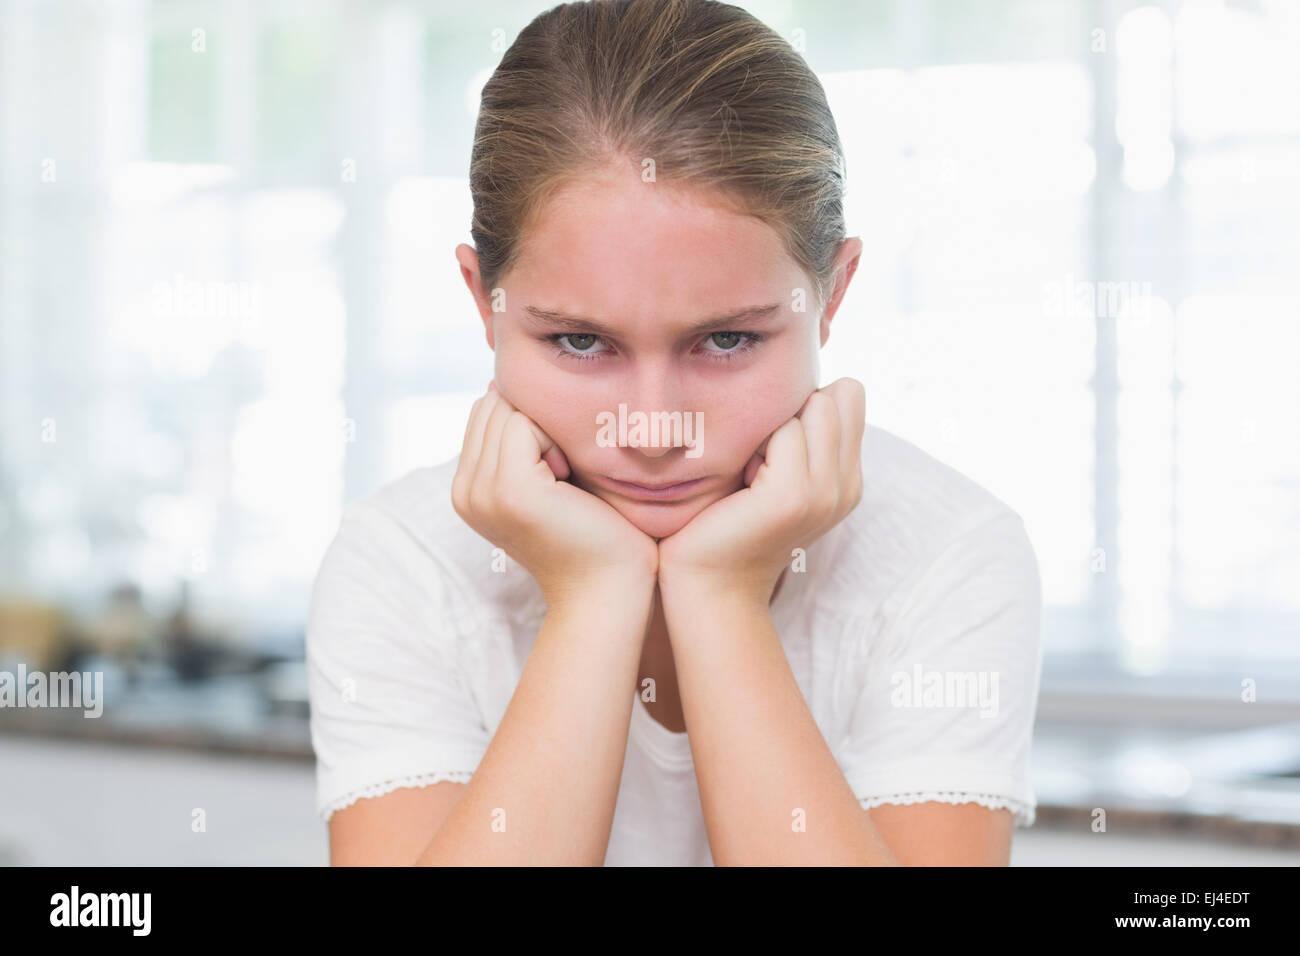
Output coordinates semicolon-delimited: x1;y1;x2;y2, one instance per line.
307;423;1044;865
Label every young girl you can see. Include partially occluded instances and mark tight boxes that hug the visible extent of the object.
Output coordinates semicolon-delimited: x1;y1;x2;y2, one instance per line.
307;0;1042;866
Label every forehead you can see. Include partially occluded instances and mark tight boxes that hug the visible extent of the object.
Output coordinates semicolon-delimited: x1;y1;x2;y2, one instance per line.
508;171;797;328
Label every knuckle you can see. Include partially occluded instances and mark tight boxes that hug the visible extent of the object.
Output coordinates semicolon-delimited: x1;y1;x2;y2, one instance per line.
823;484;841;520
505;410;530;441
778;491;811;528
842;489;859;517
467;483;493;517
493;470;532;522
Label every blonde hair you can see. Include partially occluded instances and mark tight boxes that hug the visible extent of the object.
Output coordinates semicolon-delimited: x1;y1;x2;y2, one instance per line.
469;0;847;312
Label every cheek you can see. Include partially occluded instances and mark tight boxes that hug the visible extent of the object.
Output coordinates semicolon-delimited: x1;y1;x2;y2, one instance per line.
494;346;588;437
520;399;598;461
706;406;774;465
705;374;813;461
493;342;542;397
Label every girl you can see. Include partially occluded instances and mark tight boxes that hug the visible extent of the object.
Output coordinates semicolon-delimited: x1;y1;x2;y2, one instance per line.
307;0;1042;866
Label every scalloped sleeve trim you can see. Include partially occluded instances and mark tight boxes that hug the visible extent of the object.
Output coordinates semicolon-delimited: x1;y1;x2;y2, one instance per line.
319;770;474;822
858;790;1035;828
842;760;1036;828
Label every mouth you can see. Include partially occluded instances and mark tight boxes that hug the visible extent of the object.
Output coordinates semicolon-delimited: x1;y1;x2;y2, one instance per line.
601;475;710;502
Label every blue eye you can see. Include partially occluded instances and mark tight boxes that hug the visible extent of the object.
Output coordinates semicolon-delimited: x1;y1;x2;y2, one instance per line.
701;331;763;359
545;331;763;364
551;333;608;360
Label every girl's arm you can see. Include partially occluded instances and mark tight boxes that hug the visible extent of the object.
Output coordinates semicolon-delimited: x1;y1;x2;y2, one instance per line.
661;584;899;866
411;570;654;865
327;569;653;866
654;380;896;863
371;382;656;865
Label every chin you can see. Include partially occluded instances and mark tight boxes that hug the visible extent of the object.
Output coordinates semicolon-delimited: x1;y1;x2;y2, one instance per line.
568;469;741;540
606;498;706;540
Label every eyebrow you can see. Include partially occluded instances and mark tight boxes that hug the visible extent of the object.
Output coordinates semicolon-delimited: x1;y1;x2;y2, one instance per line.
520;303;783;338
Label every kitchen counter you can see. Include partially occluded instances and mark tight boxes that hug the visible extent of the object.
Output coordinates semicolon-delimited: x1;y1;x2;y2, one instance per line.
4;666;1299;851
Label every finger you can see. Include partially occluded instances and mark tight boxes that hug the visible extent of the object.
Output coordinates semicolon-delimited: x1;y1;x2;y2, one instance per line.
760;415;808;498
489;401;572;483
477;389;517;483
531;420;571;480
747;383;827;484
833;378;866;488
504;406;568;480
750;417;782;469
542;443;571;480
747;390;812;484
478;380;569;477
460;386;497;473
500;412;562;489
799;390;839;486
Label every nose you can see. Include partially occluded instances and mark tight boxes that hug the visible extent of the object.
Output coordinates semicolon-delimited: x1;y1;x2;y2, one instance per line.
625;359;690;459
635;438;673;459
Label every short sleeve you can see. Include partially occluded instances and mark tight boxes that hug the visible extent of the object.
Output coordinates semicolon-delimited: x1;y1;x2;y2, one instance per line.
306;501;492;822
839;510;1044;827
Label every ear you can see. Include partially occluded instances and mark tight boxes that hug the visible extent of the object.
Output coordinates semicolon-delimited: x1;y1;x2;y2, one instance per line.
455;242;496;350
818;236;862;347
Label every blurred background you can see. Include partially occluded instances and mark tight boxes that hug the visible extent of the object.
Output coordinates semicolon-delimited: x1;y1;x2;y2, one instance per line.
1;0;1298;865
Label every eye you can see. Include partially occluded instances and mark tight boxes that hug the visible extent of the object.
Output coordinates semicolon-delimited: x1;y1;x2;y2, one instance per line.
549;333;611;361
545;330;764;364
699;331;763;361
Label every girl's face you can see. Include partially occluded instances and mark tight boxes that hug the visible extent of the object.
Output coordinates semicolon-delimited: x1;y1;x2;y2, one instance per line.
458;168;860;539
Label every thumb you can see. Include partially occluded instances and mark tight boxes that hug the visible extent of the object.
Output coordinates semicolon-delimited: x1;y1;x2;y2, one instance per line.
492;380;570;480
524;419;571;481
542;444;571;481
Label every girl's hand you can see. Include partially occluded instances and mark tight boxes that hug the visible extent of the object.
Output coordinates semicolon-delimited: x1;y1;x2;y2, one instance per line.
657;378;867;606
452;383;659;606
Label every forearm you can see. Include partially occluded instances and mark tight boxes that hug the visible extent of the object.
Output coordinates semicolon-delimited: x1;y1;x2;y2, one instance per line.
660;582;899;866
415;572;654;865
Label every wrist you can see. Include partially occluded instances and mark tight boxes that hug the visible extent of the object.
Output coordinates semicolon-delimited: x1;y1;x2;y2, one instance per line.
657;563;775;612
541;564;657;616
